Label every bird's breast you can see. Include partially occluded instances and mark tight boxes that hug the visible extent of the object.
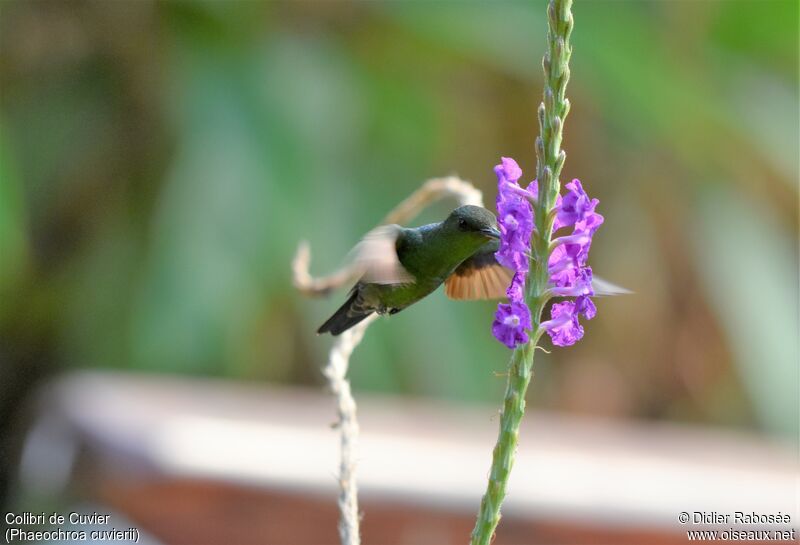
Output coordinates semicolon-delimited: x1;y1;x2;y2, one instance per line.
362;277;442;314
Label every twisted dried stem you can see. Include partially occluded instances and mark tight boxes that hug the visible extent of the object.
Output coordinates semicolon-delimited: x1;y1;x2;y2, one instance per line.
321;314;375;545
292;175;483;545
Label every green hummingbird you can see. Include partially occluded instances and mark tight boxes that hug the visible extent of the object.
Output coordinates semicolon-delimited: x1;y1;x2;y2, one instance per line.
318;205;511;335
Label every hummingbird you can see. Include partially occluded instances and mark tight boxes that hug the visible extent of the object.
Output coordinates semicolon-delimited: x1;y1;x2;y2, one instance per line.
318;204;629;335
318;205;513;335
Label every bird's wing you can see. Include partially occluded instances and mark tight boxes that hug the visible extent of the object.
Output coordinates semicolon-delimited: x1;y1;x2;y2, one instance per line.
445;244;514;300
350;225;414;285
592;275;633;296
444;243;630;300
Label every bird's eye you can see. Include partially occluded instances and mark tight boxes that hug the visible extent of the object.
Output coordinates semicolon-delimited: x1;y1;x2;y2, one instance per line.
458;218;468;230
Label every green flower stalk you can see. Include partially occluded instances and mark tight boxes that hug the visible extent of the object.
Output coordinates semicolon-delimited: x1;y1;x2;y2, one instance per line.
470;1;574;544
303;5;599;542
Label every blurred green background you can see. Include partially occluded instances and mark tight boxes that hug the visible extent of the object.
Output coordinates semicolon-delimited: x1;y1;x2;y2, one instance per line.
0;0;797;471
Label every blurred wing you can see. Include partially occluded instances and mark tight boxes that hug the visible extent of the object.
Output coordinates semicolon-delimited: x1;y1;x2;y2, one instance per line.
445;245;513;300
591;275;633;296
350;225;414;285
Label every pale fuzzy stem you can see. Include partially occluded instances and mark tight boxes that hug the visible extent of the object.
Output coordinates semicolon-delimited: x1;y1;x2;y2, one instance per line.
322;314;376;545
292;176;483;545
470;0;573;543
383;176;484;224
292;241;360;297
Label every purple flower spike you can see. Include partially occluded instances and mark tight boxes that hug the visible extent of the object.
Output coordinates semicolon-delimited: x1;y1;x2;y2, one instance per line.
492;302;532;349
492;156;535;349
542;179;602;347
544;178;603;347
490;159;603;350
495;160;534;275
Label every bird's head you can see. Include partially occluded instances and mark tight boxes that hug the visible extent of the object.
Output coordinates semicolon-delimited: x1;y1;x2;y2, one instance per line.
443;205;501;241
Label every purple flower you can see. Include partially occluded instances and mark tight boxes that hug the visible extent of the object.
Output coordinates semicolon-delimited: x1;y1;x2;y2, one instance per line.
548;236;593;290
506;271;527;302
541;300;583;346
555;179;599;231
542;179;602;347
492;157;535;349
548;242;584;278
541;296;596;347
575;294;597;320
548;179;603;293
492;301;532;349
494;157;523;184
490;160;603;350
549;266;593;297
495;158;534;275
496;210;533;273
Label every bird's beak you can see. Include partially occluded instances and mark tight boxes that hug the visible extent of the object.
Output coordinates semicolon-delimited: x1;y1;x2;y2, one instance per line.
481;226;501;239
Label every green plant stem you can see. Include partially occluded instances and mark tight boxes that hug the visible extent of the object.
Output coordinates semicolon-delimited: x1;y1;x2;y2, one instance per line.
469;335;538;545
469;1;573;544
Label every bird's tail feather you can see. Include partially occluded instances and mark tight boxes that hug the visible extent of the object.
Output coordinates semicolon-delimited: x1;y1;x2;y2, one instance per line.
317;292;373;336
